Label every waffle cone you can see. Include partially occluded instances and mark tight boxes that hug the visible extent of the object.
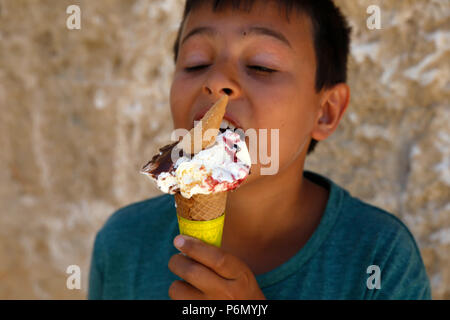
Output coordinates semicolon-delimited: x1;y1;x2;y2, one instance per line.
177;94;228;155
174;192;227;221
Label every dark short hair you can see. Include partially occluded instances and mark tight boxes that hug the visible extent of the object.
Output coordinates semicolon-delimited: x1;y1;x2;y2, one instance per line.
172;0;352;155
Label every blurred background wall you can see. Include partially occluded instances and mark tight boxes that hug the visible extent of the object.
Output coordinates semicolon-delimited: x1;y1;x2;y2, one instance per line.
0;0;448;299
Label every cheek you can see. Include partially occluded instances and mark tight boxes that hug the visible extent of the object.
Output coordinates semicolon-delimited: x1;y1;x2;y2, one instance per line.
276;106;315;169
255;92;311;147
169;76;192;129
247;96;316;176
249;73;311;128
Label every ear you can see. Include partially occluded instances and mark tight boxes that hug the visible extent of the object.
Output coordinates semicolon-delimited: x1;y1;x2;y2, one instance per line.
311;83;350;142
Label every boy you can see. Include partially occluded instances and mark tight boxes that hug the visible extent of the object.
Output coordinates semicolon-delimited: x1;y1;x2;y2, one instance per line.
88;0;431;299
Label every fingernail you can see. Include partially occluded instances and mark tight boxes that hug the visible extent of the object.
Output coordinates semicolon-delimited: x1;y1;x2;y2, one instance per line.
174;236;185;248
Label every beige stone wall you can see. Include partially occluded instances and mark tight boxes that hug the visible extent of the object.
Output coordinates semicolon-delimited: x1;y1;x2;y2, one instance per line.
0;0;448;299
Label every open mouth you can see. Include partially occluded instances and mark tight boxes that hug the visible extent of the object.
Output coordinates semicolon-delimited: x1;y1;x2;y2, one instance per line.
220;119;237;131
219;119;246;140
192;102;244;136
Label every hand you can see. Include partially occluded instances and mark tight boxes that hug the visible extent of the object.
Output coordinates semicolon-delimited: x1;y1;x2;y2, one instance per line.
168;235;266;300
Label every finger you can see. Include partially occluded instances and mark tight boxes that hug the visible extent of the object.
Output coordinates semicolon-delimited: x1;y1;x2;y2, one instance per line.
168;253;228;294
173;235;245;280
169;280;204;300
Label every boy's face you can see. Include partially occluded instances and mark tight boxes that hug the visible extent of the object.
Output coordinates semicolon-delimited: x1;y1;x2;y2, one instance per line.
170;1;322;183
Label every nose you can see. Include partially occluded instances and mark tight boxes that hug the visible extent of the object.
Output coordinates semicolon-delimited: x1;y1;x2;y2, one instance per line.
203;86;233;96
202;63;241;99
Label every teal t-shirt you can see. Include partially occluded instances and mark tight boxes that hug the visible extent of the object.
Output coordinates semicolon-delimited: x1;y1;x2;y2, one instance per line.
88;170;431;300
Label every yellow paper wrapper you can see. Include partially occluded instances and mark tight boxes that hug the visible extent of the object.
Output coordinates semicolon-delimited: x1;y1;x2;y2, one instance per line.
177;213;225;247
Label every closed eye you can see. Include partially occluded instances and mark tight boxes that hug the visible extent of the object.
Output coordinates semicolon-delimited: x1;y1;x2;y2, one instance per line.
184;65;210;72
248;65;276;73
184;65;277;73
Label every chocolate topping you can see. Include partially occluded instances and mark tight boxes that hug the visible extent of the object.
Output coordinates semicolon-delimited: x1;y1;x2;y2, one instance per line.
141;141;180;178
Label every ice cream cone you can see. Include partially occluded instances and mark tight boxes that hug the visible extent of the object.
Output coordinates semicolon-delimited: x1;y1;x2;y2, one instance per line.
173;94;229;247
141;94;249;247
174;192;227;247
175;192;227;221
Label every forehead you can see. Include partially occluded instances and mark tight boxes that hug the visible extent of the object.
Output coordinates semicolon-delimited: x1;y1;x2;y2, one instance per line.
181;0;313;51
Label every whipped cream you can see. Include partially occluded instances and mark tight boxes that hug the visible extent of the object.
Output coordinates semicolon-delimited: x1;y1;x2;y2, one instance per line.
143;129;251;198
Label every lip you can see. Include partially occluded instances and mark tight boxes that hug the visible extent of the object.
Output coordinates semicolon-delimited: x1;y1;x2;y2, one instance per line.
193;106;244;130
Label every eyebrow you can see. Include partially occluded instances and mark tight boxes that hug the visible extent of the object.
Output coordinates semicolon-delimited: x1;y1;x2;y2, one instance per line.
180;25;293;49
